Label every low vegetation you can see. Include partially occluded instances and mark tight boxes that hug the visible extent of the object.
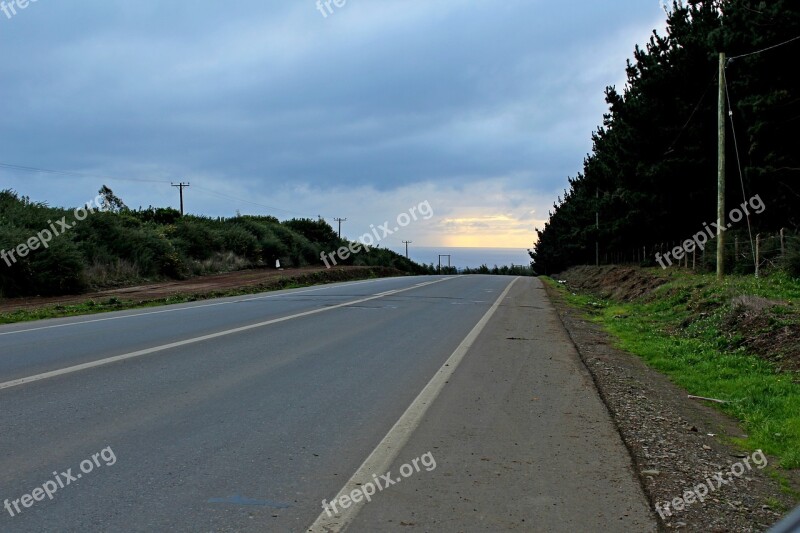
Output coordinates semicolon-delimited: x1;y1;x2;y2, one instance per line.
546;267;800;469
0;189;434;297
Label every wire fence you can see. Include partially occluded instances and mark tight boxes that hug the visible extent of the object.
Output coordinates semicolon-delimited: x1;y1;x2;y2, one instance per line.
599;229;800;276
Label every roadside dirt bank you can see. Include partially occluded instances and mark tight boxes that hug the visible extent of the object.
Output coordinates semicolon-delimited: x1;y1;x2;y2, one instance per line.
0;266;404;313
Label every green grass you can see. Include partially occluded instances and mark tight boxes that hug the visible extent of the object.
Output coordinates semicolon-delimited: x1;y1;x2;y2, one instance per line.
544;272;800;470
0;268;399;325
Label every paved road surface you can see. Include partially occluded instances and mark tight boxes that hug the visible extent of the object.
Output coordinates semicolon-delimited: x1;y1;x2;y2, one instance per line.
0;275;657;532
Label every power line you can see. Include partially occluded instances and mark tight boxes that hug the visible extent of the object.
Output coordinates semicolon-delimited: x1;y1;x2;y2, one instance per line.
664;72;716;155
190;185;316;218
0;160;321;219
0;162;170;184
722;65;757;271
728;34;800;61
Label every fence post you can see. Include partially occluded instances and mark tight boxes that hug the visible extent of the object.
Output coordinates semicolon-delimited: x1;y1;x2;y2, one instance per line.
735;235;739;264
781;228;785;256
755;233;761;278
692;248;696;270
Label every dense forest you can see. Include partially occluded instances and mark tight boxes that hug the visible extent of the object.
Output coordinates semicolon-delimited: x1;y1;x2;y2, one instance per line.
530;0;800;274
0;188;433;297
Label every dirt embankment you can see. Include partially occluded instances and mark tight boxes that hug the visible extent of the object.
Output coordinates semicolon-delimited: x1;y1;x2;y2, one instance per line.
556;265;670;301
556;265;800;374
0;266;404;313
723;296;800;374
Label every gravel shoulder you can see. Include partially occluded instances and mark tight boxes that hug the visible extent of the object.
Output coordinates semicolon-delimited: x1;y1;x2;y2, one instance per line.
543;281;798;532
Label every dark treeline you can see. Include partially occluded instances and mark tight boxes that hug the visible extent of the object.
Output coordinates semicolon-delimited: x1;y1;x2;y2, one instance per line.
0;189;434;297
461;264;536;276
531;0;800;274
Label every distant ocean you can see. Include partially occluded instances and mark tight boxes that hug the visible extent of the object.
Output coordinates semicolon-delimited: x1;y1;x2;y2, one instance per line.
389;246;532;270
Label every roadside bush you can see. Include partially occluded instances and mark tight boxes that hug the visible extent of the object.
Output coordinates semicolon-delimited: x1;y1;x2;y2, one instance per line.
130;228;187;278
133;206;182;225
171;218;223;260
0;226;86;297
28;238;87;295
218;225;259;260
232;217;273;243
0;190;430;296
260;235;288;264
283;218;340;250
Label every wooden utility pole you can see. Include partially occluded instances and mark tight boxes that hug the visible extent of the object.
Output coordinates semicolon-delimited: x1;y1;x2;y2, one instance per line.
402;240;412;258
171;182;190;216
333;217;347;238
717;52;726;279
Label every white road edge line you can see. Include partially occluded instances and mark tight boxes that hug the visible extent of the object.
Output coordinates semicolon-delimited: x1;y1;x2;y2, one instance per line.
0;278;456;392
307;276;520;533
0;277;396;337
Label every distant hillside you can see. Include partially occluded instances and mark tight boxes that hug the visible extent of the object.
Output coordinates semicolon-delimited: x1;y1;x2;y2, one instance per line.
0;189;433;297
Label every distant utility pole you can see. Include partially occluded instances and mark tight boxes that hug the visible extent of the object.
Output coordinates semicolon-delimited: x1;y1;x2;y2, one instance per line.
334;217;347;238
171;182;190;216
402;240;412;258
717;52;726;279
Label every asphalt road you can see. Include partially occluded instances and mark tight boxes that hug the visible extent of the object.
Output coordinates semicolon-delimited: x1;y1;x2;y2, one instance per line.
0;275;656;532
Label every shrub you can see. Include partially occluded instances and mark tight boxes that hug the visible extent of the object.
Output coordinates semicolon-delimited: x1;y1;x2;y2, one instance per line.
218;225;259;260
171;218;223;260
0;226;86;297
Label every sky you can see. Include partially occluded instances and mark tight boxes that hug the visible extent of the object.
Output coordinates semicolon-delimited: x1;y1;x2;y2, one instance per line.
0;0;668;249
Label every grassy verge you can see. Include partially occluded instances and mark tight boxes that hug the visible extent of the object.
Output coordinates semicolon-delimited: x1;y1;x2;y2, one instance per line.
0;267;403;325
543;271;800;470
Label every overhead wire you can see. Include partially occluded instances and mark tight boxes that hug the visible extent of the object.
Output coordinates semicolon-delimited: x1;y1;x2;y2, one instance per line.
190;185;320;219
721;65;757;270
664;72;716;155
728;34;800;61
0;162;170;184
0;161;323;220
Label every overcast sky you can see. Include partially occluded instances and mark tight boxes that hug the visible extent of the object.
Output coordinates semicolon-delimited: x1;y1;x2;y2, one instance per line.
0;0;667;248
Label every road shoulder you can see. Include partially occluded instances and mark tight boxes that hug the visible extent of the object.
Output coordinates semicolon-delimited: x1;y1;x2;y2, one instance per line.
348;277;657;532
543;279;794;531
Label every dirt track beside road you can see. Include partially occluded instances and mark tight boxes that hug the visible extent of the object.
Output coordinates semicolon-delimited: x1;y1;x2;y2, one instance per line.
0;266;401;313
